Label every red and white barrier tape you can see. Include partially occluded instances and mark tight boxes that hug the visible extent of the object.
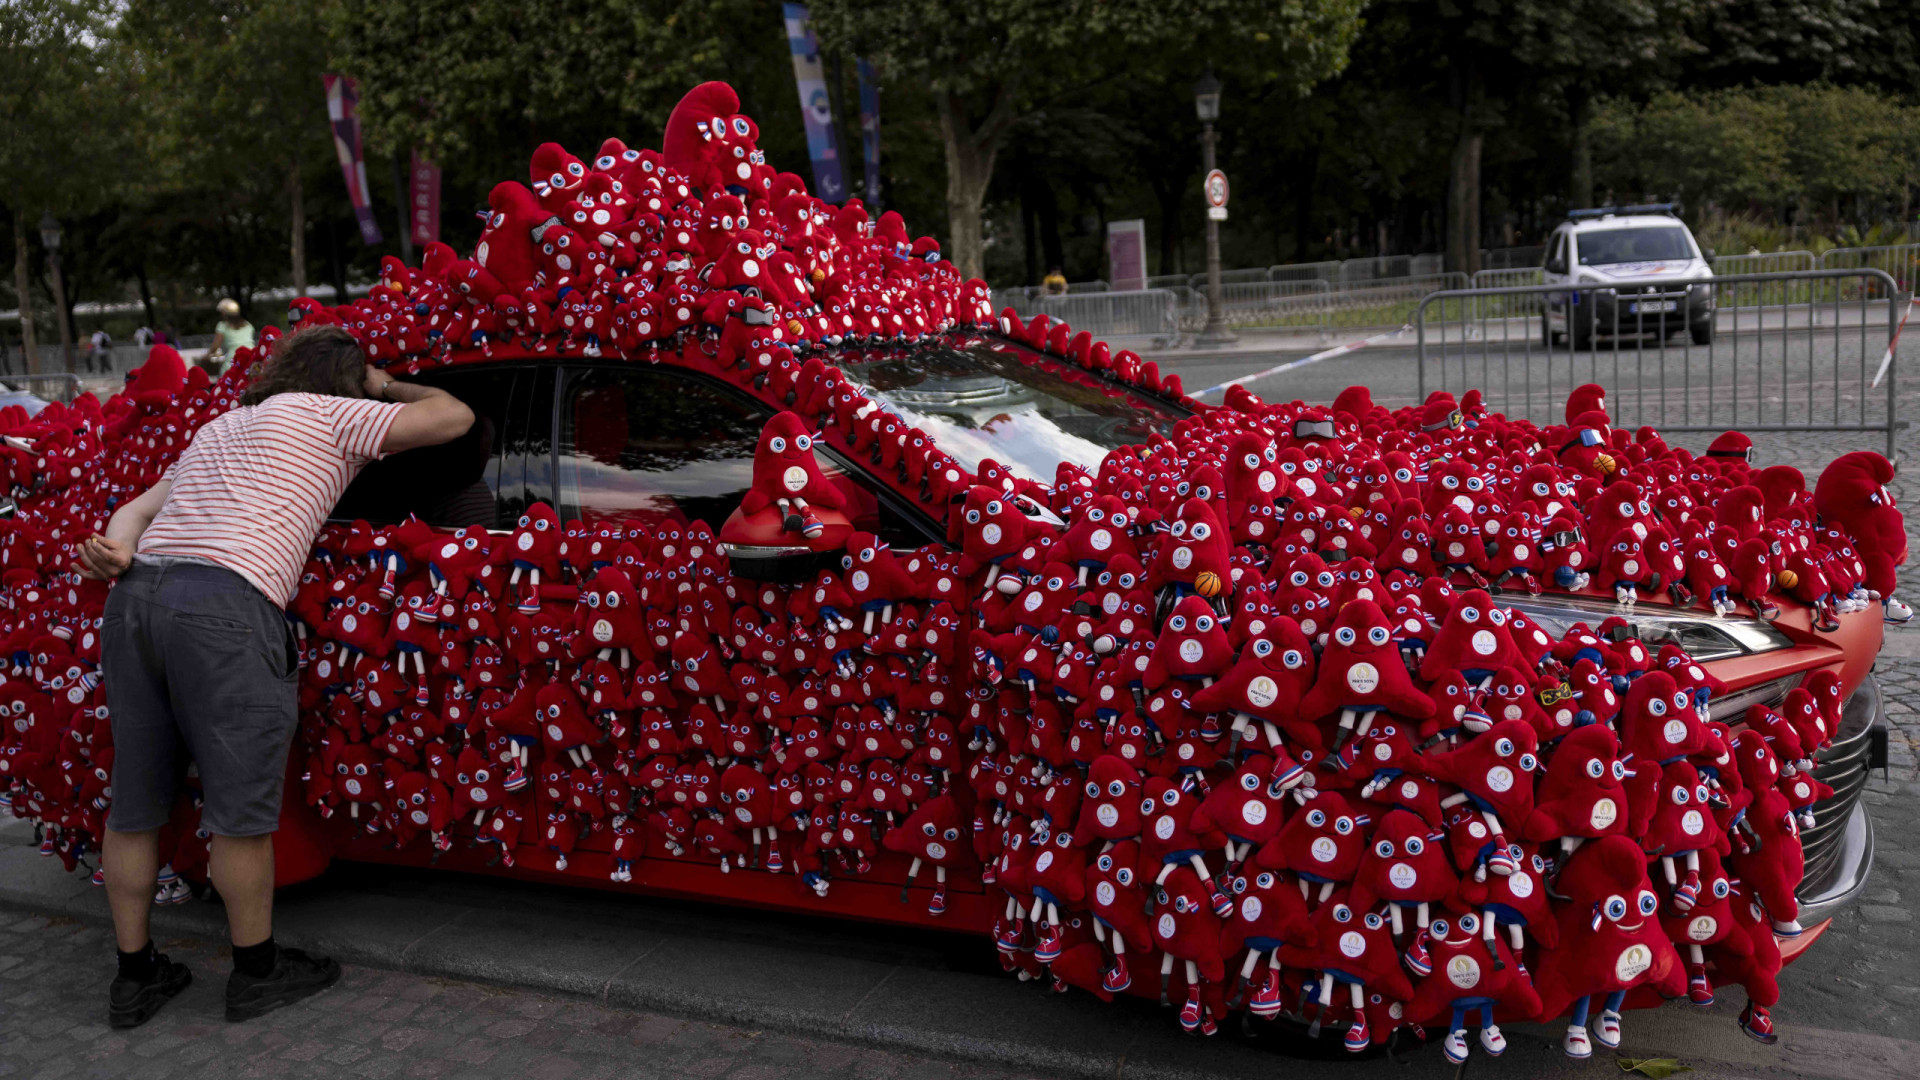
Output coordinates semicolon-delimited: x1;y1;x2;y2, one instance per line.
1194;324;1413;399
1870;296;1917;388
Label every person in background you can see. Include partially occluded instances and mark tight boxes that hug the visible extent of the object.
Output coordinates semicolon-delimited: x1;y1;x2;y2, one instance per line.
76;324;474;1028
1041;266;1069;296
134;325;154;350
90;328;114;375
203;298;254;375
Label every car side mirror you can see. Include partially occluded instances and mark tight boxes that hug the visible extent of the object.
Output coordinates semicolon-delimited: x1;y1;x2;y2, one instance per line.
724;541;841;583
1701;247;1716;266
718;499;853;584
1545;258;1567;275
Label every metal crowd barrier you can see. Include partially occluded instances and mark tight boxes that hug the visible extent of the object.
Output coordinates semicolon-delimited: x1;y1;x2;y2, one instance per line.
1413;268;1905;459
1025;288;1180;341
1820;244;1919;293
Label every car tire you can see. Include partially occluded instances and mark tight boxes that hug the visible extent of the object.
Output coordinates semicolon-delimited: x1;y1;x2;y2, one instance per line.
1571;305;1595;351
1690;319;1714;345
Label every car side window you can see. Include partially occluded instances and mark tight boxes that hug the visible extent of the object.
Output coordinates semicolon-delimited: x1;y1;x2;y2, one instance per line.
331;367;517;528
554;365;935;547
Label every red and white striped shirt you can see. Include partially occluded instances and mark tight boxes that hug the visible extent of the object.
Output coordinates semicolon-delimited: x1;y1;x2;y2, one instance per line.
139;393;406;607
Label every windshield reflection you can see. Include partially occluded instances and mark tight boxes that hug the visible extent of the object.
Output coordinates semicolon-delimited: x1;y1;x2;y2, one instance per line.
835;335;1183;483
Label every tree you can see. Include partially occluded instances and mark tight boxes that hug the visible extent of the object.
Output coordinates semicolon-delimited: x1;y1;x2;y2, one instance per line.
121;0;337;300
1;0;111;370
809;0;1365;280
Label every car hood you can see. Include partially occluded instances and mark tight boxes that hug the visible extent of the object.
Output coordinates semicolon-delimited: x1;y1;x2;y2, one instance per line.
1583;258;1711;281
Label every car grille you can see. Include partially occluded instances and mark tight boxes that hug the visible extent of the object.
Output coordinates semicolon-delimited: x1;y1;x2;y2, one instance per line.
1800;674;1879;893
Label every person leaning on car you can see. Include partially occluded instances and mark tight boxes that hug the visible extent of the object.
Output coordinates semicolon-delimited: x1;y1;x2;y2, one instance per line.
72;324;474;1028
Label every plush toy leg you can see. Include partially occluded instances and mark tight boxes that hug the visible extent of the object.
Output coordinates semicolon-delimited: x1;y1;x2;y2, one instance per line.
1343;982;1369;1051
1331;709;1359;751
929;867;947;915
1673;850;1702;912
1484;811;1515;875
1739;1000;1777;1043
1158;952;1176;1005
1170;959;1203;1032
899;856;922;902
1480;907;1504;971
1101;932;1132;993
1248;952;1284;1018
1444;1005;1470;1064
1687;943;1714;1006
1566;994;1595;1058
1594;990;1626;1049
1479;1007;1506;1056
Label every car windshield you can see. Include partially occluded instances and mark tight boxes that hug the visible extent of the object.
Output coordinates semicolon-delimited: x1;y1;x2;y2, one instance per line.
832;333;1184;484
1576;226;1693;265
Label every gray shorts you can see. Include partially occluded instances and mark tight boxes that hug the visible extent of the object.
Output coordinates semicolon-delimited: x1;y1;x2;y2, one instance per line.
101;560;299;837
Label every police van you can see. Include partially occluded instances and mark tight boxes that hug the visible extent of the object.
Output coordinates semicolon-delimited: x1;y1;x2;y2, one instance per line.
1541;204;1715;348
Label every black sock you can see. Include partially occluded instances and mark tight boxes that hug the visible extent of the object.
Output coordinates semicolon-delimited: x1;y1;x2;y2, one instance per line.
117;941;157;982
232;937;278;979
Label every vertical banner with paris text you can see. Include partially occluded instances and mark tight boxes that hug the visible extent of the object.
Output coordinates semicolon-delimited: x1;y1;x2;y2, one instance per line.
781;4;847;204
408;151;441;247
323;74;382;245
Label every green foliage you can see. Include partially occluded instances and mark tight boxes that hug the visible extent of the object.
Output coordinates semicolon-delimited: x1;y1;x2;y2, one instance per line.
0;0;119;211
1593;85;1920;226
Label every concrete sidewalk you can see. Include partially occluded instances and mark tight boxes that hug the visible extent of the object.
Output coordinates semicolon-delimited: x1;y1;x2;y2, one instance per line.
4;811;1916;1080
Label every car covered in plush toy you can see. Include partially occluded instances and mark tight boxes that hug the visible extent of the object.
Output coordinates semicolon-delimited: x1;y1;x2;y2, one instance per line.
0;80;1888;1062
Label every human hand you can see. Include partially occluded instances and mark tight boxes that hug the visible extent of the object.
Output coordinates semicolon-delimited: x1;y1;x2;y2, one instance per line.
362;365;396;399
73;535;133;580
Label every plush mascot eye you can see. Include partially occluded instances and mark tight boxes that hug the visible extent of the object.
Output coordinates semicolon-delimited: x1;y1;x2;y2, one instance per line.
1405;836;1425;855
1649;698;1668;716
1638;891;1659;916
768;434;787;453
1332;904;1353;923
1672;692;1690;711
1520;753;1539;771
1239;772;1261;792
1097;854;1114;872
1195;615;1214;632
1283;649;1306;668
1585;759;1606;779
1368;626;1390;645
1307;809;1327;827
1605;896;1629;921
1612;760;1628;780
1373;839;1394;858
986;500;1003;516
1252;639;1274;657
1488;608;1507;625
1713;879;1731;898
1459;605;1481;623
1107;780;1127;797
1363;912;1384;930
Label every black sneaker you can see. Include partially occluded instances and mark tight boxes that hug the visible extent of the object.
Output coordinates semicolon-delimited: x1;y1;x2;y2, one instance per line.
108;953;193;1029
224;946;341;1021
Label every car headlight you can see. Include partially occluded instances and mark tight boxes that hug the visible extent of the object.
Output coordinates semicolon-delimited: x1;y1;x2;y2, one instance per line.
1501;594;1792;663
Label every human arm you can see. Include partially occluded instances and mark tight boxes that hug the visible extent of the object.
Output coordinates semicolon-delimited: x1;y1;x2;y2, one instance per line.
362;367;476;453
73;479;171;580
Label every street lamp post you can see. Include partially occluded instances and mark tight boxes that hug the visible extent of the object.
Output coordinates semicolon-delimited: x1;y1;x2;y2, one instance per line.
38;212;74;374
1193;73;1235;346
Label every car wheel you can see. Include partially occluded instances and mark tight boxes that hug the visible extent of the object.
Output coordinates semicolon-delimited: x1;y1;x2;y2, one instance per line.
1571;305;1595;351
1690;319;1714;345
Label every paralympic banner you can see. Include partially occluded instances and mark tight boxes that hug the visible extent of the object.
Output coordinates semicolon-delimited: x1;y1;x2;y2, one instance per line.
781;4;847;203
408;150;442;247
858;58;881;205
323;74;382;245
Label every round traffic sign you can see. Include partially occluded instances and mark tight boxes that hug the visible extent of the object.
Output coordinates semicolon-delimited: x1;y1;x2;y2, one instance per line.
1204;169;1229;208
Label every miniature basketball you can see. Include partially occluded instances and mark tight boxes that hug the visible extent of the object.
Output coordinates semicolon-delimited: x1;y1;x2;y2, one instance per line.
1193;570;1223;597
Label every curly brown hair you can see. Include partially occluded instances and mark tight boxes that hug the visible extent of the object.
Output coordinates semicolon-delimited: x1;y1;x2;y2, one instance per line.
238;324;367;406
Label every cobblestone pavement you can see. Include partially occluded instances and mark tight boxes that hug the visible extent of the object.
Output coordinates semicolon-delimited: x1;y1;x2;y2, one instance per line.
0;912;1030;1080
